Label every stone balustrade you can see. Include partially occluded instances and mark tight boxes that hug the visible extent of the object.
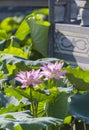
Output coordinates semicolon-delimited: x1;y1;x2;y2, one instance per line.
50;0;89;69
54;0;89;27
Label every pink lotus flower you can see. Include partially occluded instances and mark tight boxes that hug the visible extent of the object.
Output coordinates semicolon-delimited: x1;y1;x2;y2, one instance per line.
15;69;42;88
40;61;67;80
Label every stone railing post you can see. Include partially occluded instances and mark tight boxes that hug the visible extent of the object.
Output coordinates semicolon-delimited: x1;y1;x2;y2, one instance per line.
75;0;89;26
71;0;79;20
54;0;79;23
54;0;67;23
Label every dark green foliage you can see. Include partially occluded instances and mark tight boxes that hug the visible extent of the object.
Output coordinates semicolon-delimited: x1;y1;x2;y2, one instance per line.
69;92;89;124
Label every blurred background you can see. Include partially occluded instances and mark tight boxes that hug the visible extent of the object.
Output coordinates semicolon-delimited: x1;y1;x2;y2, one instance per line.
0;0;48;20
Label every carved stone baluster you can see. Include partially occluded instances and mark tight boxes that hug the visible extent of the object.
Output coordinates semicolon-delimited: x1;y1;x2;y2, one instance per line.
75;0;89;26
71;0;79;20
54;0;67;23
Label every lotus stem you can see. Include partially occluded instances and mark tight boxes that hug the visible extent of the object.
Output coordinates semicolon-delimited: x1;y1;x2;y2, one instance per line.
83;122;87;130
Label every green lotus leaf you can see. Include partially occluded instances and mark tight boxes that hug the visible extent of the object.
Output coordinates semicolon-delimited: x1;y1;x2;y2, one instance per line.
69;92;89;124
